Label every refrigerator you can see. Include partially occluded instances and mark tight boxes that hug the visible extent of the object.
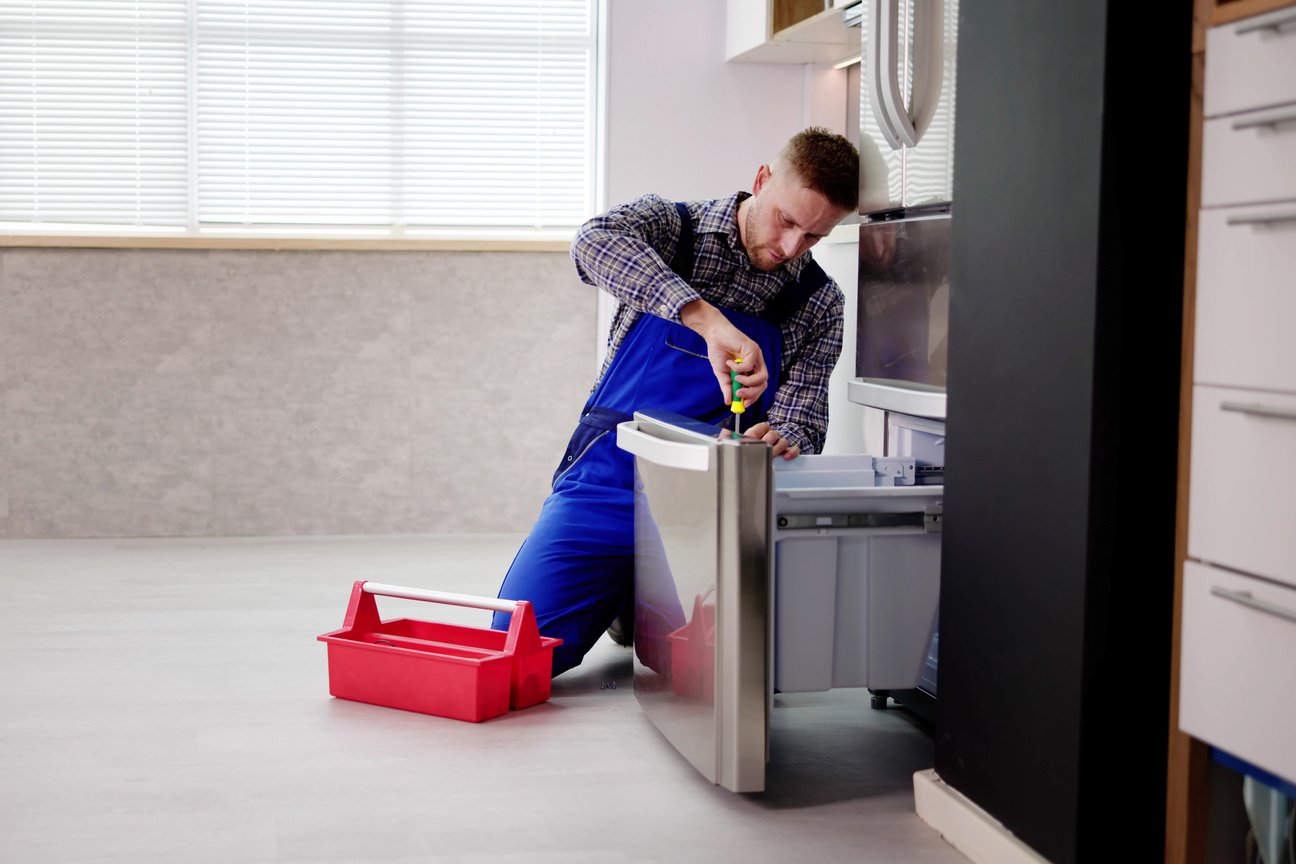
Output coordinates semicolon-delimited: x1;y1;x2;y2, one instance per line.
849;0;959;715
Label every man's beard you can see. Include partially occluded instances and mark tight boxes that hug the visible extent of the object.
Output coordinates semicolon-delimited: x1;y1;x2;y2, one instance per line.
743;200;780;272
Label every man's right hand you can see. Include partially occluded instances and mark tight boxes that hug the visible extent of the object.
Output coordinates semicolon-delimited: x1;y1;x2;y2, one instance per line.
680;299;768;407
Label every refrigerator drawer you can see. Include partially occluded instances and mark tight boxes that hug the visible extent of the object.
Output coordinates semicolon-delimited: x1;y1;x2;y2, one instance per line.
1205;11;1296;119
771;455;943;693
1188;385;1296;589
1179;561;1296;784
1201;110;1296;208
1194;208;1296;394
774;531;940;692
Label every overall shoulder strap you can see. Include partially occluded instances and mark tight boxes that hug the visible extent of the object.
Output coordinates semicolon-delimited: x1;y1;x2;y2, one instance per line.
760;259;829;326
670;201;695;282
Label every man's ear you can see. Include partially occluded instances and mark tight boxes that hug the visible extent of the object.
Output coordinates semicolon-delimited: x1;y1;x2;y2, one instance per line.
751;164;771;195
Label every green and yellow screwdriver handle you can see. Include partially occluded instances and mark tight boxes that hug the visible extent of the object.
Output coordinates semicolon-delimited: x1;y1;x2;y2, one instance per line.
729;356;745;438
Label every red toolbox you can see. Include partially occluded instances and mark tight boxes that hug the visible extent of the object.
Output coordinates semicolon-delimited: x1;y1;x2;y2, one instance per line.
317;580;562;722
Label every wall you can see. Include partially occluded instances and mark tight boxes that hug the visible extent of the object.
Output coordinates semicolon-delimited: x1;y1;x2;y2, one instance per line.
0;249;592;537
603;1;821;205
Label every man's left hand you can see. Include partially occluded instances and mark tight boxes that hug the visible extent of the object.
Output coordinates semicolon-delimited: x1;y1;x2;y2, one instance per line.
743;422;800;460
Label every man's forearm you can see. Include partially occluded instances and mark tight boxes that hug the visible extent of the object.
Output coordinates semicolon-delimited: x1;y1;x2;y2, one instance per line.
679;298;728;335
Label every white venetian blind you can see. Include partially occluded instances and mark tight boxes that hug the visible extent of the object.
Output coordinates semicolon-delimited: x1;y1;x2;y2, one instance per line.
0;0;594;237
197;0;397;230
401;1;592;230
0;1;190;230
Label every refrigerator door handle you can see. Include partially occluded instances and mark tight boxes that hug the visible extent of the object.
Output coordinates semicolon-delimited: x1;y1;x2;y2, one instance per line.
871;0;917;149
909;0;945;143
615;421;713;471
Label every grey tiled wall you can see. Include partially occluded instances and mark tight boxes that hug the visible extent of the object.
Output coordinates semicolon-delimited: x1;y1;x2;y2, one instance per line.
0;249;596;538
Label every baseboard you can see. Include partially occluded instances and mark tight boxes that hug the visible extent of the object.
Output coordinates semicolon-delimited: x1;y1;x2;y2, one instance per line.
913;769;1051;864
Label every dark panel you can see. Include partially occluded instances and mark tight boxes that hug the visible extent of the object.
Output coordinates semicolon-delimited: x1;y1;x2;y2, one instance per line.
934;2;1188;862
1076;4;1189;860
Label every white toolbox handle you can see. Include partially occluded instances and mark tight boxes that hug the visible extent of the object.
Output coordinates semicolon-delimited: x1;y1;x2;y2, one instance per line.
362;581;519;614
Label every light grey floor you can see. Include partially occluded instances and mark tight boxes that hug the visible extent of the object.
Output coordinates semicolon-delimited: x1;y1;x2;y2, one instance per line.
0;534;968;864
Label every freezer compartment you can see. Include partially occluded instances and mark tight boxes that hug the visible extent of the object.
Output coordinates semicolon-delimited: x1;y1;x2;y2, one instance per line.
772;455;943;693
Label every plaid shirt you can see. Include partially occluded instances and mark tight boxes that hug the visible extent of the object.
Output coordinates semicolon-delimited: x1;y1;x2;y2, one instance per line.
571;191;845;455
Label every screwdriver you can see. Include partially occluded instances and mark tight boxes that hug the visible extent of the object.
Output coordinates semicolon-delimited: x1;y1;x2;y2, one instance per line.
730;358;745;440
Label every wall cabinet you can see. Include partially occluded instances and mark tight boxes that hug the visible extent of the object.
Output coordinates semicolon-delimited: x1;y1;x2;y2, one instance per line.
1180;1;1296;766
725;0;861;64
1169;0;1296;859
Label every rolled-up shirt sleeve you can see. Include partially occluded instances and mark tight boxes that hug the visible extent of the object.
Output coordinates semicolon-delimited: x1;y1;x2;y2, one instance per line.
765;286;845;456
570;193;701;323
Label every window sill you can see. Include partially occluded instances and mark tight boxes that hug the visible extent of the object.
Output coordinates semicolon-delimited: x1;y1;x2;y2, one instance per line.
0;234;574;253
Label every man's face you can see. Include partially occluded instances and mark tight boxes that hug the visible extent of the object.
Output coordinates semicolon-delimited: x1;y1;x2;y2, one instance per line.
740;166;851;272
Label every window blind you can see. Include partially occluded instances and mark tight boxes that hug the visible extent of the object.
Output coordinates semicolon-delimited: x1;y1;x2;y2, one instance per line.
0;2;190;230
0;0;595;237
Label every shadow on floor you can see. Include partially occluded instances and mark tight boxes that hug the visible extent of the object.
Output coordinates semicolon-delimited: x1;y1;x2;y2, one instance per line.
552;644;938;810
753;691;937;809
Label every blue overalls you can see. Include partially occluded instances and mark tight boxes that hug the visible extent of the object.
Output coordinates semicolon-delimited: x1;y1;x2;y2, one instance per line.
493;202;827;675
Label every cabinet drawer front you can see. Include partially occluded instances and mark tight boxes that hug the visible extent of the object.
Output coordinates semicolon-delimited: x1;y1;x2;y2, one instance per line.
1179;561;1296;783
1188;385;1296;589
1202;109;1296;207
1205;12;1296;118
1194;208;1296;393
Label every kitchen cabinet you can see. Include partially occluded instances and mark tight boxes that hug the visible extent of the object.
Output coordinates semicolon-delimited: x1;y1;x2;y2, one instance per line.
726;0;861;64
1167;0;1296;860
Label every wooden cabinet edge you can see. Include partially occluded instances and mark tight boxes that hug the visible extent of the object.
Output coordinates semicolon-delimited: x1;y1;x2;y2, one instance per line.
1165;40;1210;864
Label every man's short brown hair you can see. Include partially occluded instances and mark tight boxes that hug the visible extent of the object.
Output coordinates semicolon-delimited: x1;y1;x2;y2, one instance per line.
777;126;860;213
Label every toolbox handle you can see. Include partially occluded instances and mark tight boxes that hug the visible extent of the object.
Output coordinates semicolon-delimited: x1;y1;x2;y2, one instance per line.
362;581;518;614
343;580;548;657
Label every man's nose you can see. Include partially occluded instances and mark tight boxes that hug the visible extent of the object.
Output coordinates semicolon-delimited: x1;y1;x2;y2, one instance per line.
780;229;804;258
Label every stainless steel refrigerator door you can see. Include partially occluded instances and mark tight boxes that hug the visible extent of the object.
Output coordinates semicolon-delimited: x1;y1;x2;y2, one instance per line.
859;0;959;212
900;0;959;208
856;212;951;392
615;412;772;793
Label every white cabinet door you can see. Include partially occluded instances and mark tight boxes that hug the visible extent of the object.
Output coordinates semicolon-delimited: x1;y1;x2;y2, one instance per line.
1179;561;1296;784
1201;108;1296;208
1188;384;1296;589
1204;9;1296;118
1194;207;1296;393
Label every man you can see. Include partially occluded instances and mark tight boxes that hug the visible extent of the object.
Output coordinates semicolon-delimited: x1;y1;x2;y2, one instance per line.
493;127;860;675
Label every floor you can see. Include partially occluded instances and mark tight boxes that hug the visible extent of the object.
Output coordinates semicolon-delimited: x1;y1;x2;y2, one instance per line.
0;534;970;864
